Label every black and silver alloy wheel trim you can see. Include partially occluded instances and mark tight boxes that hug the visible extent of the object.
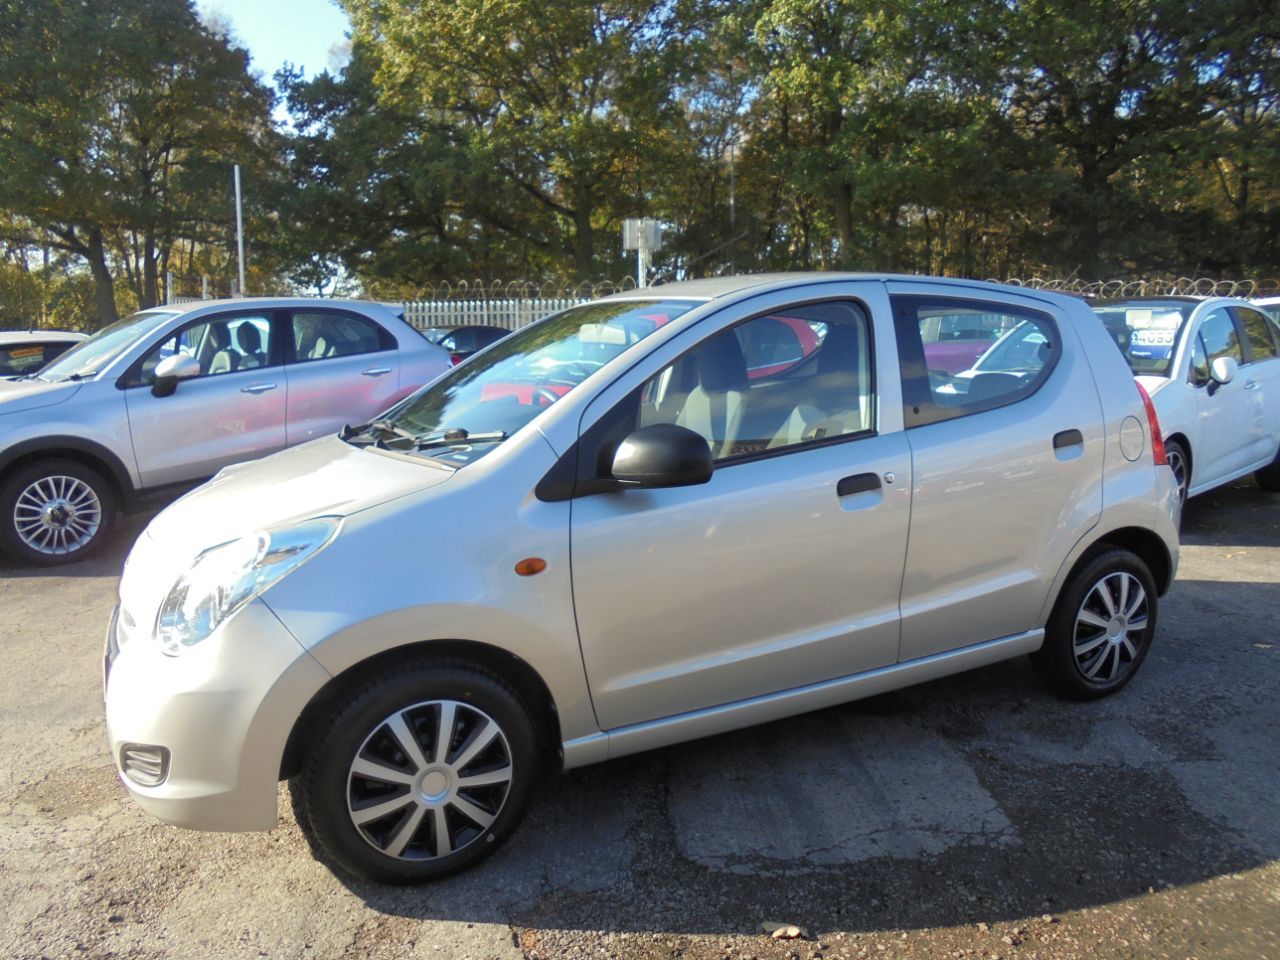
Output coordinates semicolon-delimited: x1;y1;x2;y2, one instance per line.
13;475;102;555
1167;446;1188;503
346;700;513;861
1073;571;1148;683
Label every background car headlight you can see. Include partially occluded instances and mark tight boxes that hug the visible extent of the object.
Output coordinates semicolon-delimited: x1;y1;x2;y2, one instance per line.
155;517;340;656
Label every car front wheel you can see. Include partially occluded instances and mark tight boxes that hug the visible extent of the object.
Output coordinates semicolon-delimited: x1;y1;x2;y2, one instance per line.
293;660;539;884
0;459;116;565
1031;548;1158;700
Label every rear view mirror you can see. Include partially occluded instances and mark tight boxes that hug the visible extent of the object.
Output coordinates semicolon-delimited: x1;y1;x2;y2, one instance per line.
611;424;713;488
152;353;200;397
1209;356;1237;386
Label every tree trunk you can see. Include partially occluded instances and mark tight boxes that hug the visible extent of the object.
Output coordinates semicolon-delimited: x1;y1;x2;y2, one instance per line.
85;229;119;328
833;181;855;268
571;186;594;281
141;229;159;309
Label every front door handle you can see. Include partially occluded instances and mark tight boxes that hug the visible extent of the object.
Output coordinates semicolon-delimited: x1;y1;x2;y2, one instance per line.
1243;379;1259;390
1053;429;1084;450
837;473;881;496
361;366;392;377
240;382;277;394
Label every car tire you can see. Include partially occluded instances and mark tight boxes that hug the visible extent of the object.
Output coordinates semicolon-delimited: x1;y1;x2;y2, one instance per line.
0;458;116;566
1165;439;1190;505
293;659;539;884
1255;451;1280;492
1031;548;1158;701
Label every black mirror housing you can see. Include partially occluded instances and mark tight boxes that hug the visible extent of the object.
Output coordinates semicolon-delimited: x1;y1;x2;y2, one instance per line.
611;424;714;489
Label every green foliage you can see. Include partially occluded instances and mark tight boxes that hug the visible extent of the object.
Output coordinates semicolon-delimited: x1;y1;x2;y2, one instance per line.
0;0;277;326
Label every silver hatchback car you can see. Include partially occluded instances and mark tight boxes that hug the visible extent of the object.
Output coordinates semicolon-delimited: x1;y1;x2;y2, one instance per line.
0;298;448;564
104;274;1180;883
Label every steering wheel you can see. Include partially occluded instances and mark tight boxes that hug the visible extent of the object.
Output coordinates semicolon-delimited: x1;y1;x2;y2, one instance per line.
532;386;562;406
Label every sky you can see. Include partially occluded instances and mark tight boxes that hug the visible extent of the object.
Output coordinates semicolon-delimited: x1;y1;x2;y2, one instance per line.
196;0;352;90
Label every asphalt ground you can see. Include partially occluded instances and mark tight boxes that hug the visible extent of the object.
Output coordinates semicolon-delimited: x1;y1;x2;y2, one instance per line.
1;481;1277;960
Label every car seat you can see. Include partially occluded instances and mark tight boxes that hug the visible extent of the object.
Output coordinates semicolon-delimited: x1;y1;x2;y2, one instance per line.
236;323;266;369
768;320;870;448
207;324;239;375
675;332;749;458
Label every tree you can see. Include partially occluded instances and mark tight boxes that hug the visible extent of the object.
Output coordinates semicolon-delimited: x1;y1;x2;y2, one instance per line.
343;0;710;281
0;0;276;325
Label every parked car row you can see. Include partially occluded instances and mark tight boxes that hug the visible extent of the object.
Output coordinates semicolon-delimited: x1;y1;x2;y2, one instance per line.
99;274;1183;884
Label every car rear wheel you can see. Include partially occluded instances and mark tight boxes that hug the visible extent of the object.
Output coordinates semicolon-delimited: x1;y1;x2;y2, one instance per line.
1165;439;1189;505
0;459;116;566
1031;548;1158;700
293;660;539;884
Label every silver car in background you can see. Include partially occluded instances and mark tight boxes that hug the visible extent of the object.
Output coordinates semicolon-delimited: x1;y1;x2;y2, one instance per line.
104;274;1180;884
0;298;449;564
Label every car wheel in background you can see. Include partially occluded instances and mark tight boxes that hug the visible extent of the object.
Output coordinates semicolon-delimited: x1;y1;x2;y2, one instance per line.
1031;548;1158;700
293;660;539;884
1165;439;1189;505
0;458;116;566
1255;449;1280;492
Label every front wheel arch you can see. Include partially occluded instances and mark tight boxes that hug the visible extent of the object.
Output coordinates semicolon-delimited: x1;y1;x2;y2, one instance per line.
280;638;563;781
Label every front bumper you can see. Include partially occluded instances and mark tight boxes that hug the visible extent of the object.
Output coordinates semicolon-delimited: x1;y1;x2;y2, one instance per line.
103;598;331;831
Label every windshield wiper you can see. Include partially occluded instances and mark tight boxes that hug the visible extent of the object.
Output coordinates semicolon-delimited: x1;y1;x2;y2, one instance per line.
342;418;417;450
413;428;507;450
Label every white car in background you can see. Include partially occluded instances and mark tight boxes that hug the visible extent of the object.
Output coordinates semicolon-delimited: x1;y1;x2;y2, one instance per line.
1091;297;1280;501
1252;296;1280;326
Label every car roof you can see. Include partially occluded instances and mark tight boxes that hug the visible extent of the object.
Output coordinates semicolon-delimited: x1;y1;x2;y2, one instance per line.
1091;296;1205;305
163;297;398;315
0;329;88;345
597;272;1091;309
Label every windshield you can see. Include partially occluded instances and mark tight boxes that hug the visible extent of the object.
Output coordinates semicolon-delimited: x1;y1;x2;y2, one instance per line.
1090;301;1194;376
356;299;699;466
36;310;178;382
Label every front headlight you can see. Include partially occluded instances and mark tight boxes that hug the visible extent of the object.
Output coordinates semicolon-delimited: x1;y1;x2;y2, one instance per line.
155;517;340;656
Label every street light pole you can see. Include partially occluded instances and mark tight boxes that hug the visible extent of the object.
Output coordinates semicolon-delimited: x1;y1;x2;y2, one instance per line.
233;164;246;296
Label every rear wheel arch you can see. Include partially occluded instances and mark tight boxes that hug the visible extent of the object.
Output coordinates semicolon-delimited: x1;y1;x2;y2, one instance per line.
1054;527;1173;612
281;639;563;780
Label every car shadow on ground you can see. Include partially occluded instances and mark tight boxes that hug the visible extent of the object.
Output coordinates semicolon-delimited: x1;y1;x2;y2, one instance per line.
1181;479;1280;548
317;577;1278;937
0;506;161;579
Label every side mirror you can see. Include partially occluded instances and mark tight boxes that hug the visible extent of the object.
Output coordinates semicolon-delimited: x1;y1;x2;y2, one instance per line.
1209;356;1237;386
611;424;713;489
152;353;200;397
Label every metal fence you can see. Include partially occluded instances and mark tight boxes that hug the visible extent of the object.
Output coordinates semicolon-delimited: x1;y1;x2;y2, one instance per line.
988;277;1280;298
400;296;586;331
395;279;634;332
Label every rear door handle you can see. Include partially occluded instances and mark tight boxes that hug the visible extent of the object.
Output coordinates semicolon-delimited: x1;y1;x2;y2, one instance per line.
1053;429;1084;450
240;383;277;394
361;366;392;377
837;473;881;496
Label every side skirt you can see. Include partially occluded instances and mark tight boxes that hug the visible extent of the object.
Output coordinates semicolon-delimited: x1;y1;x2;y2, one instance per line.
561;629;1044;769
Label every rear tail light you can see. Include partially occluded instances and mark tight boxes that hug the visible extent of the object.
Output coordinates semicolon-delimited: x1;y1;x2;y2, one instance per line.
1136;382;1168;466
449;352;463;366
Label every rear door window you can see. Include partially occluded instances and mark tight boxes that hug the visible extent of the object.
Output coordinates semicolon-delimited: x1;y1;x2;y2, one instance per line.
291;311;390;362
893;297;1058;427
1232;306;1279;362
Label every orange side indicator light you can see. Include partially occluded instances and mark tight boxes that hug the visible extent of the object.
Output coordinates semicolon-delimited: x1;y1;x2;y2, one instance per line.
514;557;547;577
